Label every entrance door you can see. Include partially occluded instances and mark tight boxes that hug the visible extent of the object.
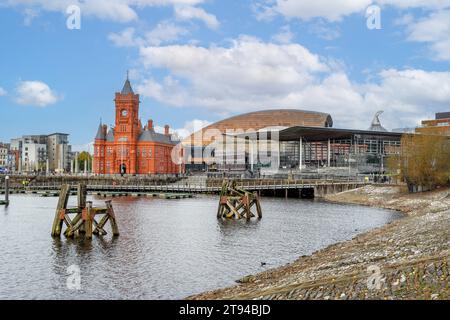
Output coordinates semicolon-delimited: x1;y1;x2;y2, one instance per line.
120;163;127;176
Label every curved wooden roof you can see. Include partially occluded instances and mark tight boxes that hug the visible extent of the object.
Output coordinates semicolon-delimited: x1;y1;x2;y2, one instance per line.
184;109;333;146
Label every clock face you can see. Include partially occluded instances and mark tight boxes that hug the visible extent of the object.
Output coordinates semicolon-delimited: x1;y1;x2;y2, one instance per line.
121;109;128;117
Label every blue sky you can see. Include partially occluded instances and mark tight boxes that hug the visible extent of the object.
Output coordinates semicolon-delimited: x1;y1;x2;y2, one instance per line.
1;0;450;150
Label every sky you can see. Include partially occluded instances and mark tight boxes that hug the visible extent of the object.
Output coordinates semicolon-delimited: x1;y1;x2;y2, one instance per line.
1;0;450;151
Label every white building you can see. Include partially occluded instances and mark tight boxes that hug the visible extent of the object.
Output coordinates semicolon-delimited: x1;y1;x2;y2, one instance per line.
23;142;47;172
47;133;72;172
9;133;72;173
0;144;8;168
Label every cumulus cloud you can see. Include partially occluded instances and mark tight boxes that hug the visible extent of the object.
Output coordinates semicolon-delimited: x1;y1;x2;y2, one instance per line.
146;21;189;45
1;0;207;23
0;87;7;96
257;0;450;22
109;22;189;48
154;119;211;138
15;81;60;107
405;10;450;61
134;36;450;129
174;5;220;29
108;27;142;47
272;25;294;44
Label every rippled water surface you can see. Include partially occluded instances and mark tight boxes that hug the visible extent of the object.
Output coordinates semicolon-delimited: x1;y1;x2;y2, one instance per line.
0;194;402;299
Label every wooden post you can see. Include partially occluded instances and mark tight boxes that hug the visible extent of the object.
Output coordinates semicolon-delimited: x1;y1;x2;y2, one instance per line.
217;180;227;219
255;192;262;219
93;213;109;236
84;201;93;239
106;200;120;236
77;184;87;208
77;184;87;234
5;175;10;205
51;184;70;237
244;193;251;220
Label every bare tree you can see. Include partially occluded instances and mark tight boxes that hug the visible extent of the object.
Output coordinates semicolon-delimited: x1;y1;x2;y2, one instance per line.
389;131;450;192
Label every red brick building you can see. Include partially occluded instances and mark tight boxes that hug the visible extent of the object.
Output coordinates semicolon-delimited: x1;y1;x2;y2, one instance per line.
93;77;181;175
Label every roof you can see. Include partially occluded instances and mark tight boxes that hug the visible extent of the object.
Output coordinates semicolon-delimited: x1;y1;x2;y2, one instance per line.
47;133;69;137
95;124;105;140
436;112;450;120
138;130;176;144
106;128;115;142
184;109;333;146
121;78;134;95
278;126;403;142
368;111;388;132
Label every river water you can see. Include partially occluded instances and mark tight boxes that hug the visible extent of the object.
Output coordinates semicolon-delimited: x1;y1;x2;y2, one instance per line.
0;194;402;299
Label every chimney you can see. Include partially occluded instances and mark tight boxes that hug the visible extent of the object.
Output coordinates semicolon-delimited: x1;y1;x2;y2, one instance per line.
102;124;107;137
148;119;154;131
164;125;170;136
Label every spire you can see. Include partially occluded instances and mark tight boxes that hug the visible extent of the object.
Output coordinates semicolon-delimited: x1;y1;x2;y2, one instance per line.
95;120;106;140
369;111;388;132
121;70;134;95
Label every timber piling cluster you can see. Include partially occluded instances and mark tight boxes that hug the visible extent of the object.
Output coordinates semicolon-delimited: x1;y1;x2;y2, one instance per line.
217;181;262;220
51;184;119;239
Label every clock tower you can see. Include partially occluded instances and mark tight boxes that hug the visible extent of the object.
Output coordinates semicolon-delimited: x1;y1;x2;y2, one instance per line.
114;73;141;174
93;73;181;176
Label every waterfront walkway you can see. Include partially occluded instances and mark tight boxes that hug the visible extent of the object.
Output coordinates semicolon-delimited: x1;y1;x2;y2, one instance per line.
15;180;369;195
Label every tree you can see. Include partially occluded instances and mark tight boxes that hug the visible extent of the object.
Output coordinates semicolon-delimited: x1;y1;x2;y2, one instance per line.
389;131;450;192
77;151;92;172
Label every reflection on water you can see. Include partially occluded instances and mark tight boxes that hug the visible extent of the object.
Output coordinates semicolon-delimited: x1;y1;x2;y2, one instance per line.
0;194;403;299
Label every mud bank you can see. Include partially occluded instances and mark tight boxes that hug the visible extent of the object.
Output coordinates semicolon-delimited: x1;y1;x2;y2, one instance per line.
190;186;449;300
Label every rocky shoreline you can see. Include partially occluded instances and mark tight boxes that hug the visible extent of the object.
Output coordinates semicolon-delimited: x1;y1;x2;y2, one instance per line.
189;185;449;300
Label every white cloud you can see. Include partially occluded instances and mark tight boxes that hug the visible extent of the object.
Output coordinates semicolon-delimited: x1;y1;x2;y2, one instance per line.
154;119;211;138
72;142;94;154
1;0;207;23
174;5;220;29
134;37;450;129
137;36;329;109
15;81;60;107
377;0;450;9
109;22;189;48
23;8;39;26
108;27;143;47
270;0;372;22
308;20;341;40
259;0;450;22
146;21;189;45
405;10;450;61
0;87;7;96
272;25;294;44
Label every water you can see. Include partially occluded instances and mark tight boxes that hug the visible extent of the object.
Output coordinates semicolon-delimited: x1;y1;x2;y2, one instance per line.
0;194;403;299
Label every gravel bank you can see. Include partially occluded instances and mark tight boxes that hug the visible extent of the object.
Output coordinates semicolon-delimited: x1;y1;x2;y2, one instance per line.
189;186;449;300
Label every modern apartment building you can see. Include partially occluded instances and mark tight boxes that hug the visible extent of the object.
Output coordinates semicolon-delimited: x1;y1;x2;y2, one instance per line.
9;134;73;173
47;133;72;172
0;143;8;168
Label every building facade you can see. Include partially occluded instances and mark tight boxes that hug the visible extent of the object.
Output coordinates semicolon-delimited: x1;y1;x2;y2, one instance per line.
182;109;402;175
47;133;72;172
93;77;181;175
9;134;72;173
0;143;8;168
416;112;450;135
